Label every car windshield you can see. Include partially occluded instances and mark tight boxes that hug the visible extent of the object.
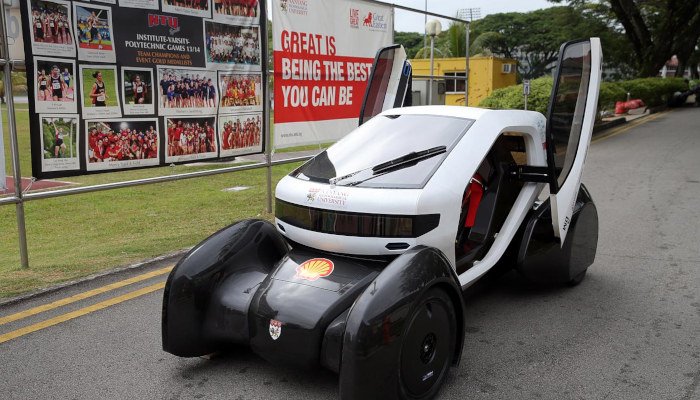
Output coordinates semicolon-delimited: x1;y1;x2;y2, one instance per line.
292;114;474;188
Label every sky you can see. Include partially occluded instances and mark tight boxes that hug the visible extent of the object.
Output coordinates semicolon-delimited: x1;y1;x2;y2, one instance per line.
385;0;555;32
266;0;555;32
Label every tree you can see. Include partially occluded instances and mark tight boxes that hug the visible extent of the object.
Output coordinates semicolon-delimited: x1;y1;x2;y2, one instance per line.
469;6;631;79
394;31;425;58
396;22;468;59
469;32;507;57
440;22;468;58
688;40;700;79
552;0;700;77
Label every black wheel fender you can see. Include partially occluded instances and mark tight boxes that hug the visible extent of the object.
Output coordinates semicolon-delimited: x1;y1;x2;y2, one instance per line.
514;184;599;285
339;246;465;400
162;219;288;357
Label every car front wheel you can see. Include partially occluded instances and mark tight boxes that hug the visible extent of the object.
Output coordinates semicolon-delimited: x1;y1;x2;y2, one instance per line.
398;287;457;400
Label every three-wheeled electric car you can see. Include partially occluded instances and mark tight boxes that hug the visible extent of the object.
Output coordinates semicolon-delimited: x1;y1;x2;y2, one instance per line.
162;38;602;399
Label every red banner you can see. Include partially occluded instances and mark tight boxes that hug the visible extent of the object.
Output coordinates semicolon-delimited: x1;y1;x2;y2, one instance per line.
273;51;373;123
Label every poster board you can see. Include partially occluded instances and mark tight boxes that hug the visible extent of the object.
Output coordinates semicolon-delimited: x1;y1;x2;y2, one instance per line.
20;0;267;179
272;0;393;149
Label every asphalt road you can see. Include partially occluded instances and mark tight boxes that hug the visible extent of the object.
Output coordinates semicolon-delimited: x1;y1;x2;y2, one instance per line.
1;107;699;400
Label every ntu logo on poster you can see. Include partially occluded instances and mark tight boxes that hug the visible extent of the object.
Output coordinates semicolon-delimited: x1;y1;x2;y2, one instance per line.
280;0;308;16
148;14;180;34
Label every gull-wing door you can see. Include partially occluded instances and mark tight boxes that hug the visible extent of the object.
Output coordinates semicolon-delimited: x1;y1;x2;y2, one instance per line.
545;38;602;244
358;44;412;125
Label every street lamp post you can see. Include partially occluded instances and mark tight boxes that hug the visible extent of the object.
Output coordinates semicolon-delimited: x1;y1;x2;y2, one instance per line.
423;0;427;56
425;19;442;106
457;8;481;107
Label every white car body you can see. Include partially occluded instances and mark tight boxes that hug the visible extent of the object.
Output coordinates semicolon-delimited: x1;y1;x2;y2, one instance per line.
276;106;550;288
275;38;602;289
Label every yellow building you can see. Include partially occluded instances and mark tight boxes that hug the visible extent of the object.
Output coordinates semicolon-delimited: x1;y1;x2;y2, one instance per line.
410;56;518;106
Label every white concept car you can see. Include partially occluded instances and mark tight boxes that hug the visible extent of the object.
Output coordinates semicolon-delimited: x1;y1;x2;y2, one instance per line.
163;39;602;400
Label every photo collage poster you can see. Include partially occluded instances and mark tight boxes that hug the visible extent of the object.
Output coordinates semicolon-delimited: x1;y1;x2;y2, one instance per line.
21;0;266;178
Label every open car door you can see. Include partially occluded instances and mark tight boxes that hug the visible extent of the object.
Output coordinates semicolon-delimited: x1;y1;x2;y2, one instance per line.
546;38;602;244
358;44;412;125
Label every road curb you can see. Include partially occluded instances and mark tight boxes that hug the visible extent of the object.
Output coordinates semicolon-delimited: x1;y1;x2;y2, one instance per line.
0;249;189;307
593;118;626;133
592;107;669;139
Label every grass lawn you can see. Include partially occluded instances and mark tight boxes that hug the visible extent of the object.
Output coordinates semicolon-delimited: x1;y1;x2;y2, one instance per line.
275;142;333;153
1;103;302;298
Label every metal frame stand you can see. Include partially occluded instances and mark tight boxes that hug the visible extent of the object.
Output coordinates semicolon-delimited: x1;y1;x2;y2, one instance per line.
0;0;470;269
264;72;273;213
465;22;470;106
1;3;29;268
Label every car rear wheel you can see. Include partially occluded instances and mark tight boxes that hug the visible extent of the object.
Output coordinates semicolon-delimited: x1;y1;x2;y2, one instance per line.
398;287;456;400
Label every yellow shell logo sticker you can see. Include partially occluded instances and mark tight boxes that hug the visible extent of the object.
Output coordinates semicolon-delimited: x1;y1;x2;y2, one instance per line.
295;258;334;281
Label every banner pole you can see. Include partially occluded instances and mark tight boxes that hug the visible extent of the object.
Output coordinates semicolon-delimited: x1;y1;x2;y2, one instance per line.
1;4;29;268
465;22;469;107
263;3;273;214
391;5;395;43
265;78;272;214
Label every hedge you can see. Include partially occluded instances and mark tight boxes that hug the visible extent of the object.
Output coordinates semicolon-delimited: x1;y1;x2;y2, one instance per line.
479;76;553;114
617;78;688;107
479;76;689;114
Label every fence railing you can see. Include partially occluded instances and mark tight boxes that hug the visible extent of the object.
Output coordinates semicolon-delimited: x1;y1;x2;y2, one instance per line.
0;1;470;269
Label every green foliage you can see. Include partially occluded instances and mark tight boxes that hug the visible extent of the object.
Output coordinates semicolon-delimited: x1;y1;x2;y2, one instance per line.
470;31;506;56
597;82;627;111
443;22;467;58
552;1;700;77
598;78;689;109
617;78;689;107
470;6;632;79
0;72;29;97
479;77;689;113
394;31;425;59
479;77;553;114
400;21;469;59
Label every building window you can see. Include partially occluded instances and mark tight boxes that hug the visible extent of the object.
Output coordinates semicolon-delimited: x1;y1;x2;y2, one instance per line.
445;72;466;93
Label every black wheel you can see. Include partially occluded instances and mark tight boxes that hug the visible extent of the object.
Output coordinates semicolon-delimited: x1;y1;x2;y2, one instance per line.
567;269;587;286
398;287;456;400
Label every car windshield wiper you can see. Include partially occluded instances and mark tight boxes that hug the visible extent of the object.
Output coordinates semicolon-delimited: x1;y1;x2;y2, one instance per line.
329;145;447;186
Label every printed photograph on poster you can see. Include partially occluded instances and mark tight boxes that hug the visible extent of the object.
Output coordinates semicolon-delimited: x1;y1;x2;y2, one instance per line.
33;57;77;114
163;0;212;18
165;116;218;163
204;21;261;70
79;65;122;119
40;114;80;172
218;113;262;157
122;67;155;116
218;72;262;114
25;0;76;58
213;0;259;24
73;2;116;63
157;67;218;116
118;0;158;9
86;119;160;171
